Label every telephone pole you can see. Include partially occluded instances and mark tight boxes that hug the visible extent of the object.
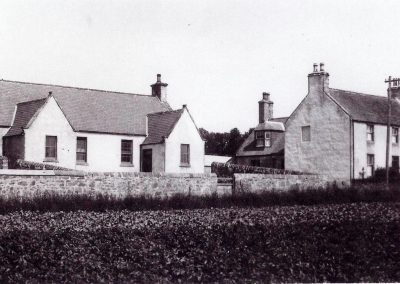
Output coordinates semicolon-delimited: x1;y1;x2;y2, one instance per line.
384;76;394;187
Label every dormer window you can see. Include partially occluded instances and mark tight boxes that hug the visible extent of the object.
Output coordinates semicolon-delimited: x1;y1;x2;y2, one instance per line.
255;131;271;148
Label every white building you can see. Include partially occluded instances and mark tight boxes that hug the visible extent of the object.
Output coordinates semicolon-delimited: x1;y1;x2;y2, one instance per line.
1;75;205;173
285;63;400;183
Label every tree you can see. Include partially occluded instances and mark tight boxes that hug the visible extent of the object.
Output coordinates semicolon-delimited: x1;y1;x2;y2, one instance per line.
200;127;250;156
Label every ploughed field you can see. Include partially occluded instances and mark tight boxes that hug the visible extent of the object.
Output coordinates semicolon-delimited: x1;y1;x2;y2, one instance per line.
0;203;399;283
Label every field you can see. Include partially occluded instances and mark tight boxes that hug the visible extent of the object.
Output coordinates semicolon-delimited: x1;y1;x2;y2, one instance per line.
0;202;399;283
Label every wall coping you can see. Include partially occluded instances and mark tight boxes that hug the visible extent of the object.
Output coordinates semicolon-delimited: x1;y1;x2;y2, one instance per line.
0;169;56;176
234;173;322;177
0;169;216;178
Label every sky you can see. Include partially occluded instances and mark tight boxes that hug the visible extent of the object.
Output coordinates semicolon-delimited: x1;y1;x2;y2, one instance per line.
1;0;400;133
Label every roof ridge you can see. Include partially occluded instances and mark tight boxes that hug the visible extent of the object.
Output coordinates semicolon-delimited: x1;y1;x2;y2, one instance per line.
147;108;184;116
16;97;48;105
329;87;384;99
0;79;152;98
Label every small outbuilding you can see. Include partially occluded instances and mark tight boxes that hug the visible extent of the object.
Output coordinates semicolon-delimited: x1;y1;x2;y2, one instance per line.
235;92;287;168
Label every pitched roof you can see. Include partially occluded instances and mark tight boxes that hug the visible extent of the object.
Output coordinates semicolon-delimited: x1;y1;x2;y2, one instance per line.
204;155;232;166
142;109;184;145
328;88;400;126
0;79;171;135
254;121;285;132
4;97;47;137
235;117;288;157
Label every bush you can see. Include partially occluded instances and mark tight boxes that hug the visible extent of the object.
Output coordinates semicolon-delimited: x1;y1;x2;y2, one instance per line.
15;159;73;171
368;167;400;183
211;162;306;177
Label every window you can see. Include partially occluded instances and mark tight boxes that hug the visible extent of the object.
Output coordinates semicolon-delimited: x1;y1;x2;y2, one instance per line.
45;136;57;160
76;137;87;163
121;140;133;164
301;126;311;142
392;127;399;144
180;144;190;165
392;156;399;169
256;131;264;147
367;124;374;142
265;132;271;147
255;131;271;147
367;154;375;177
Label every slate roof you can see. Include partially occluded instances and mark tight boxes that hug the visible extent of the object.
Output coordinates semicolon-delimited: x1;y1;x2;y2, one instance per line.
328;88;400;126
0;79;171;135
142;109;184;145
4;98;47;137
236;117;288;157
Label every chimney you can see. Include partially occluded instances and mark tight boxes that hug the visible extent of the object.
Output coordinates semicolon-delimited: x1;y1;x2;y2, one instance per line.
390;78;400;101
151;73;168;102
308;62;329;93
258;92;274;123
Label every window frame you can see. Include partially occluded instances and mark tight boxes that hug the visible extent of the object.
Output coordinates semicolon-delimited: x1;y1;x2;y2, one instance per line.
367;154;375;176
76;137;88;164
44;135;57;161
180;144;190;166
255;131;264;147
367;124;374;142
255;131;271;147
264;131;271;147
120;140;133;165
392;127;399;144
301;126;311;142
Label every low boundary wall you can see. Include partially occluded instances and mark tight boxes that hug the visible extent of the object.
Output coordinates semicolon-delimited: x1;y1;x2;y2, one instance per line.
234;173;328;193
0;170;218;199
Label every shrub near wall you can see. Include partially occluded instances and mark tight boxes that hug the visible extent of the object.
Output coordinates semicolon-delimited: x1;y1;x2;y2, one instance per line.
211;162;304;177
16;159;72;171
0;171;218;199
234;173;328;193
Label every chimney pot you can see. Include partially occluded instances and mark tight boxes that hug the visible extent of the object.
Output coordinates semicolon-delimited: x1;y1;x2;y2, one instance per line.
262;92;270;101
182;104;187;109
313;63;318;73
157;74;161;82
320;62;325;72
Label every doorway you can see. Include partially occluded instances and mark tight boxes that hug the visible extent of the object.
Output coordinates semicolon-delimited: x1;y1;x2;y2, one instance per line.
142;149;152;172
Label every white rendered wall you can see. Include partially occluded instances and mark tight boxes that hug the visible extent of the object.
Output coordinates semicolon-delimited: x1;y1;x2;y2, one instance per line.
24;97;76;168
141;144;165;173
0;127;10;155
75;133;144;172
165;109;205;173
353;122;400;178
24;97;144;172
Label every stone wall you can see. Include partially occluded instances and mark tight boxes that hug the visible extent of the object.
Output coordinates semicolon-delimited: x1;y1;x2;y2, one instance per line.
234;173;328;193
0;170;218;199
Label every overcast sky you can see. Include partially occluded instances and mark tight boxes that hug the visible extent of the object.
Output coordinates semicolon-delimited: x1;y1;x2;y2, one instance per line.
1;0;399;132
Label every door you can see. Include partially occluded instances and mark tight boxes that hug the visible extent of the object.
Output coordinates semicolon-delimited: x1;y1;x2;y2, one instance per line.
142;149;152;172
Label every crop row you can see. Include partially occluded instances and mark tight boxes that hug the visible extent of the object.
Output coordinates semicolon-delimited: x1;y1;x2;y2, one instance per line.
0;202;399;282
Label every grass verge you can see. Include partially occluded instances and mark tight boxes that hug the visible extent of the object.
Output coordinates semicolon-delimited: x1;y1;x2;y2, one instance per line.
0;182;399;213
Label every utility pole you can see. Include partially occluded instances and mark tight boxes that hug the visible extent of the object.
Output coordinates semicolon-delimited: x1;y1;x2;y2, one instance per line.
384;76;394;187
